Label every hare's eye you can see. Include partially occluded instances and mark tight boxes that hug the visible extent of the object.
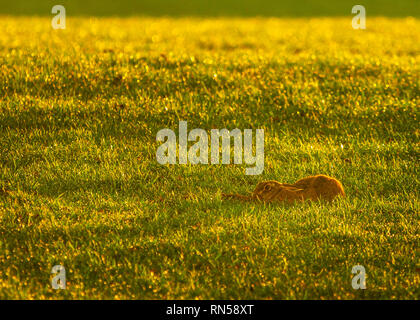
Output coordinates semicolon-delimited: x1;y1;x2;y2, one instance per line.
264;184;272;192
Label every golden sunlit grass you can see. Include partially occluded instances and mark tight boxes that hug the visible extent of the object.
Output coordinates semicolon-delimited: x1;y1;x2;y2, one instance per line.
0;17;419;299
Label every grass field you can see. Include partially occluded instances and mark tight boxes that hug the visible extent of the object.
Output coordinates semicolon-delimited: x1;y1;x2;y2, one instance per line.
0;16;419;299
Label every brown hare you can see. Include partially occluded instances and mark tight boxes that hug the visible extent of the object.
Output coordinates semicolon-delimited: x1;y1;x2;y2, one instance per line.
222;174;345;203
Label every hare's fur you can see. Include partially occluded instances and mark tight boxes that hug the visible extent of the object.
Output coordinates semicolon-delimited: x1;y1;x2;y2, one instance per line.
222;174;345;203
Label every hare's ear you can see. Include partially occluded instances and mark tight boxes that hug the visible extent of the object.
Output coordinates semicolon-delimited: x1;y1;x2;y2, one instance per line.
281;183;295;187
284;186;304;192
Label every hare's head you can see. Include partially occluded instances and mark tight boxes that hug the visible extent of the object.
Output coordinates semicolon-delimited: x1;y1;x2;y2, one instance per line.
253;181;304;202
253;181;283;200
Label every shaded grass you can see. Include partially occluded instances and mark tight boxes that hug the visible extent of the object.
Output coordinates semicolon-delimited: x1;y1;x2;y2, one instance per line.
0;0;419;17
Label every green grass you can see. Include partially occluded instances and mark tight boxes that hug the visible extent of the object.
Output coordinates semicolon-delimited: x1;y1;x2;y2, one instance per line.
0;17;419;299
0;0;419;17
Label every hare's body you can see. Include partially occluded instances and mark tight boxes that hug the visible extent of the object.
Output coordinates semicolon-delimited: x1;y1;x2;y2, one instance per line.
222;175;345;203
